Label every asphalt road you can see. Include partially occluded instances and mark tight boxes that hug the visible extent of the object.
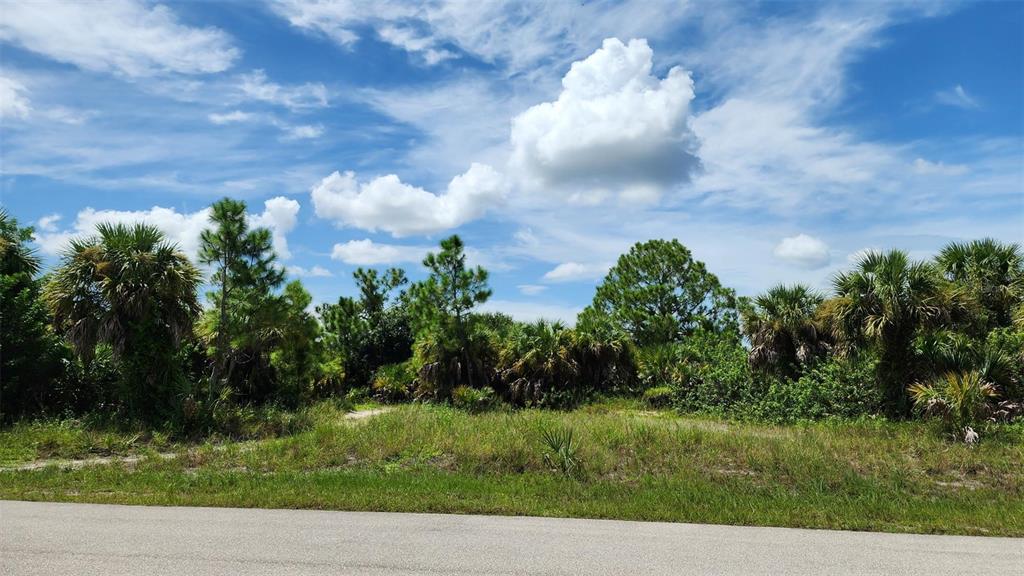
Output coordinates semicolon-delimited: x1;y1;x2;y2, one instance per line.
2;500;1021;575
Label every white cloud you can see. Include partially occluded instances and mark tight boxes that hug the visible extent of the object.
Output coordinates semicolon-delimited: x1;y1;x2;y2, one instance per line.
33;206;211;258
517;284;547;296
912;158;969;176
330;239;429;265
209;110;254;124
288;265;333;278
935;84;980;110
249;196;301;260
0;0;238;76
510;38;698;201
773;234;831;269
690;98;890;209
312;163;505;236
34;198;299;261
280;124;325;140
542;261;609;282
36;214;62;232
0;75;32;119
479;299;582;324
377;25;456;65
269;0;690;75
238;70;328;110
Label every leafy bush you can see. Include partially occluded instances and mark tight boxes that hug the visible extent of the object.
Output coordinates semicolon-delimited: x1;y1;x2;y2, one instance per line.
754;355;883;422
344;387;371;405
642;386;674;408
451;385;498;413
208;395;315;440
635;344;683;389
372;362;415;403
412;322;497;401
494;321;636;409
910;370;998;442
984;328;1024;401
671;331;758;414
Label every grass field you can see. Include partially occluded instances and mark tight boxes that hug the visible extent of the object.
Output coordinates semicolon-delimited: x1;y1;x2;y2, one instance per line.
2;400;1022;536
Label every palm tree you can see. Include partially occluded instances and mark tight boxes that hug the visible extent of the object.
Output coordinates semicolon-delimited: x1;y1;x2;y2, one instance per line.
828;250;958;415
45;222;201;422
742;284;828;378
0;208;41;276
936;238;1023;332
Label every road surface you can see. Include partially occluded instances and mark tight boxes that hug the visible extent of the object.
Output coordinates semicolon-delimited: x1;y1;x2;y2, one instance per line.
1;500;1020;575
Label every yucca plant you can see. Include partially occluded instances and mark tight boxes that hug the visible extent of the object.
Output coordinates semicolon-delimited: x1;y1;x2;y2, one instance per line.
909;371;998;442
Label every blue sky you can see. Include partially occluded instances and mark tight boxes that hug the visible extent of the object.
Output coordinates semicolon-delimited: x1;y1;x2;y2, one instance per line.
1;0;1021;322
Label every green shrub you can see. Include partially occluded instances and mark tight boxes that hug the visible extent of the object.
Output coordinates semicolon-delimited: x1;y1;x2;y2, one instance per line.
539;425;583;479
635;344;683;389
209;395;314;440
451;385;498;413
372;361;415;403
985;328;1024;402
493;320;636;409
344;386;371;405
642;386;674;408
671;331;758;414
754;355;883;422
910;370;998;442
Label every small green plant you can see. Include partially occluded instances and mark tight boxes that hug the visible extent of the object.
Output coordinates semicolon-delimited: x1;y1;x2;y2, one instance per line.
371;362;415;403
909;370;998;442
539;425;582;479
642;386;674;408
345;386;371;405
451;385;497;413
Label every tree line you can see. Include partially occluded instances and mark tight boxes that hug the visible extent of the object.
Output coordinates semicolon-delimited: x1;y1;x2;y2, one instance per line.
1;201;1021;441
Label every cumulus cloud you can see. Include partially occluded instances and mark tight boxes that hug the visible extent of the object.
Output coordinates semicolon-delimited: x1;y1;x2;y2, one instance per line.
249;196;301;259
0;0;238;76
33;206;211;258
542;261;609;282
0;75;31;119
238;70;328;110
287;265;333;278
510;38;698;201
312;163;505;236
36;214;62;232
935;84;980;110
330;239;429;265
34;198;299;261
773;234;830;269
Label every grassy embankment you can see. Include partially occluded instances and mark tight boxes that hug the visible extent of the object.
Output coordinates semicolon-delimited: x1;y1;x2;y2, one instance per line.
2;400;1022;536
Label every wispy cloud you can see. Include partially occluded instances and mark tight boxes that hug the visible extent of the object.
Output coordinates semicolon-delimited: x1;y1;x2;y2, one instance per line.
935;84;980;109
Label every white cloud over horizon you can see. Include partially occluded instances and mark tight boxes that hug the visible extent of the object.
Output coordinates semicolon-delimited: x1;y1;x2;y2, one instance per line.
33;198;300;261
773;234;831;270
330;239;430;265
311;163;506;236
